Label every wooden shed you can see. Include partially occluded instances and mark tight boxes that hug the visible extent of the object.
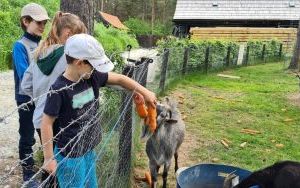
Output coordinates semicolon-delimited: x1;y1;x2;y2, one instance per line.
173;0;300;45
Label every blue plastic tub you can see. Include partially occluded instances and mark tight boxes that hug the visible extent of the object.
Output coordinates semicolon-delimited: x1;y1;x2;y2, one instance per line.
176;163;258;188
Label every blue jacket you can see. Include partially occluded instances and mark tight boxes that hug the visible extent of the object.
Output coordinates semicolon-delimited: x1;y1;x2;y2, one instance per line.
12;32;41;102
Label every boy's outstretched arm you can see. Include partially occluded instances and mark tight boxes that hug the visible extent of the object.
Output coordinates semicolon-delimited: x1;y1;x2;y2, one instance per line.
41;113;57;174
107;72;157;107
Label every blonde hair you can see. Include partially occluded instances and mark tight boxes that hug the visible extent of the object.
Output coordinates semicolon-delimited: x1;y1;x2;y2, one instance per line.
35;11;87;58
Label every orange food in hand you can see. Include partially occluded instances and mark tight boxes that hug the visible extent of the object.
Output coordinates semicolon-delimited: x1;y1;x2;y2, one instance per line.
134;93;148;118
147;105;157;132
145;171;152;185
134;92;157;132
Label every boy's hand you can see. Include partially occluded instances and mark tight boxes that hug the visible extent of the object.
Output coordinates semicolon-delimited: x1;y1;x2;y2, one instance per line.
143;90;157;108
42;159;57;174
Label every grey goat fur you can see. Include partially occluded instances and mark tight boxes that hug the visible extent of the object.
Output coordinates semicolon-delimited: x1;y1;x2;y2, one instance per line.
141;98;185;188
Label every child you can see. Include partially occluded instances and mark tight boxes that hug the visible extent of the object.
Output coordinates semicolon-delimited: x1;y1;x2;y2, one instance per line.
22;12;87;133
21;11;87;187
12;3;49;186
41;34;157;187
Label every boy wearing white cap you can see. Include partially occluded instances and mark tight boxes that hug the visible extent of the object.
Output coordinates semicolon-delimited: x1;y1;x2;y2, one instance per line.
40;34;157;187
12;3;49;186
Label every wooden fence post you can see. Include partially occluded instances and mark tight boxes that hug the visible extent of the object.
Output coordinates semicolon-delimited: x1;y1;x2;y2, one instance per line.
279;43;283;58
262;44;266;62
245;45;250;66
204;47;210;74
117;58;151;180
159;48;169;93
226;46;231;67
117;65;134;177
182;47;189;75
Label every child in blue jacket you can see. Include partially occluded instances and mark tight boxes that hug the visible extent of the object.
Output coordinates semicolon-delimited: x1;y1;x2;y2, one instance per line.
12;3;49;187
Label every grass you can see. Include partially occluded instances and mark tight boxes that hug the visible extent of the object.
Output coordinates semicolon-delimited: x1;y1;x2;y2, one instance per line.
166;62;300;170
133;62;300;187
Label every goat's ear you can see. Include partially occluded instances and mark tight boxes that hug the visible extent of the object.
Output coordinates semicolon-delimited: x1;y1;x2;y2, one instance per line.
166;119;177;124
165;97;170;103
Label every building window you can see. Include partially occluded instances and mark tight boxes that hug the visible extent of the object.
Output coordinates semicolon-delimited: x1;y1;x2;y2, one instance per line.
212;2;219;7
289;0;296;7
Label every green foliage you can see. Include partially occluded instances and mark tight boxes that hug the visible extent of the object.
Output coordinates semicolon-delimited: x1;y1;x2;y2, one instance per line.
152;21;173;36
247;39;280;57
0;0;59;71
157;37;240;74
94;22;139;53
94;22;139;70
124;18;152;35
157;37;283;76
124;18;171;36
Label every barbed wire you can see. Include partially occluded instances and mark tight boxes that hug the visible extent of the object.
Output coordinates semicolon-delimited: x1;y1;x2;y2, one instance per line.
0;60;150;187
36;63;149;187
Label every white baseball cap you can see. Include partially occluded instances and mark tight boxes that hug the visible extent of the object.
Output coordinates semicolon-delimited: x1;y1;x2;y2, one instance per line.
64;34;114;73
21;3;50;21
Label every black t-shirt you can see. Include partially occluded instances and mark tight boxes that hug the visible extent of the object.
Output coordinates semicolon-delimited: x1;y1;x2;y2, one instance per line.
44;71;108;158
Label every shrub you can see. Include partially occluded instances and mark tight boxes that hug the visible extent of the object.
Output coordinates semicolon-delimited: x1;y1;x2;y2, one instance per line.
124;18;171;36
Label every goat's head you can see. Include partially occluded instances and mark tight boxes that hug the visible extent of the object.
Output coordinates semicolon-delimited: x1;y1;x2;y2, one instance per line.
141;98;178;139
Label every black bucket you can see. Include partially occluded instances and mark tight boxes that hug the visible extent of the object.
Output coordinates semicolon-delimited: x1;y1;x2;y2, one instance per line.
176;163;259;188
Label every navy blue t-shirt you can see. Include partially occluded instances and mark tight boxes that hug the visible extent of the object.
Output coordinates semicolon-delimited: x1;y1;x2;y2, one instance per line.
44;71;108;158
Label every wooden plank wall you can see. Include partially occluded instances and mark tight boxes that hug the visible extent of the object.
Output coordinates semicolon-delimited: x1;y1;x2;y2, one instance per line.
190;27;297;49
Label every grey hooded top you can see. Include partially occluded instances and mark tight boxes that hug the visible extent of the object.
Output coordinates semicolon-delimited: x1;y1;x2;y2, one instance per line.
21;44;67;129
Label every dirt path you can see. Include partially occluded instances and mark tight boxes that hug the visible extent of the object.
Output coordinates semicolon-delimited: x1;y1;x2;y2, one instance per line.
0;70;23;187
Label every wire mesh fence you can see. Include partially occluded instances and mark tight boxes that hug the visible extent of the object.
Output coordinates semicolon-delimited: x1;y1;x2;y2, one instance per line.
0;39;292;188
155;40;289;94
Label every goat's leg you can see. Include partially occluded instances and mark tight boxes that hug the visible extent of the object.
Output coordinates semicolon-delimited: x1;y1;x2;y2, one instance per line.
150;163;158;188
174;152;179;172
156;165;160;173
162;161;171;188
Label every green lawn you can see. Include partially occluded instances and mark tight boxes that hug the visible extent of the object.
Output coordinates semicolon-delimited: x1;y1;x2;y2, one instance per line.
134;62;300;187
168;62;300;169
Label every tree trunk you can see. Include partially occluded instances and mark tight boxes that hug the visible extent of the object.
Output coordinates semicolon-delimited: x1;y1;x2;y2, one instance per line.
60;0;95;35
151;0;156;35
101;0;104;11
289;20;300;70
163;0;167;24
142;0;145;21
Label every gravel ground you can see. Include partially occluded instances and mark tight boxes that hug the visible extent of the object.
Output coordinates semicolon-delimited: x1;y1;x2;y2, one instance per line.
0;70;23;187
0;71;47;187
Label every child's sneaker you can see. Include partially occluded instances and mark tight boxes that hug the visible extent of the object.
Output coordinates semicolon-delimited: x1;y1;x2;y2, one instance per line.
23;174;40;188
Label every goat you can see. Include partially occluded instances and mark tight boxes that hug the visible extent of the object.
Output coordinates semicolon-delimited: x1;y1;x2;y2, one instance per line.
223;161;300;188
141;98;185;188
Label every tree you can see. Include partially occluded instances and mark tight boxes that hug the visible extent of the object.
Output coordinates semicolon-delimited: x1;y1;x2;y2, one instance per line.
151;0;156;34
60;0;95;35
289;20;300;70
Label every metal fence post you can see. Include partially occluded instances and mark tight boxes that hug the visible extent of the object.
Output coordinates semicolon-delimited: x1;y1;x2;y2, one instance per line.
182;47;189;75
159;48;169;93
